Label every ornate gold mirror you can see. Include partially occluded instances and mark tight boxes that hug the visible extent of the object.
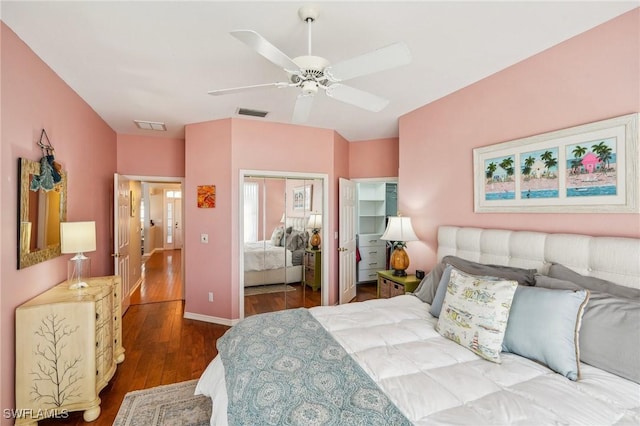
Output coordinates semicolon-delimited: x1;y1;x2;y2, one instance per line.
18;157;67;269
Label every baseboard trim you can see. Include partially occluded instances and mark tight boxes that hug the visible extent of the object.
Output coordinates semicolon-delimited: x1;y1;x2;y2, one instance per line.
183;311;239;327
130;276;143;294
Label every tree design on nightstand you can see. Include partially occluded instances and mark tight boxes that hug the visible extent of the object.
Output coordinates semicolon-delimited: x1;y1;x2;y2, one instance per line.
30;313;83;407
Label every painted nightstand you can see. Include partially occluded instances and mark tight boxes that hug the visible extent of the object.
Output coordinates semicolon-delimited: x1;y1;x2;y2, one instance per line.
377;270;420;298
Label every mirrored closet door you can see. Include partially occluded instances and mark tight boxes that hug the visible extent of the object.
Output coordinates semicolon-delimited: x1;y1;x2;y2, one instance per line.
243;175;323;317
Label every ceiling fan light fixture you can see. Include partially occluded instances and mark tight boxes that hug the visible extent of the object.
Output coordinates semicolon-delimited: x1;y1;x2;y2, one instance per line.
300;81;319;96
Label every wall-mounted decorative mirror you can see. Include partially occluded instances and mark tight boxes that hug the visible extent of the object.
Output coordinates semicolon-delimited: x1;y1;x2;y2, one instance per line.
18;157;67;269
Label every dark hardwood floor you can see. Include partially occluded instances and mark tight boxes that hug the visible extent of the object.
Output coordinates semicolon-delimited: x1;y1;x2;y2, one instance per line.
41;250;377;425
244;280;377;316
130;249;183;305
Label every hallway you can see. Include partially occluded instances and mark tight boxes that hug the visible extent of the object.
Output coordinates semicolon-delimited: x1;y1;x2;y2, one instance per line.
130;249;183;305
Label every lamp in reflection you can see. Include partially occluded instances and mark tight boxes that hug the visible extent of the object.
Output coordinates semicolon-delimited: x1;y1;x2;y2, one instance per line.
381;215;418;277
61;221;96;289
307;213;322;250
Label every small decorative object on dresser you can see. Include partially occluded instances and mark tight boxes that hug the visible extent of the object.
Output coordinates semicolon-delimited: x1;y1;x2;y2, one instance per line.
15;275;125;425
303;249;321;291
60;221;96;289
377;270;420;298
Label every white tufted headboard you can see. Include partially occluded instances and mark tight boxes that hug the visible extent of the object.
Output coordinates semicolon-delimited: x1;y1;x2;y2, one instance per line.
437;226;640;290
284;217;308;232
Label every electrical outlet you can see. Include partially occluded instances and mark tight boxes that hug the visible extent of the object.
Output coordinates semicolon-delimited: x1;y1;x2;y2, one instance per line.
201;233;209;243
208;292;213;302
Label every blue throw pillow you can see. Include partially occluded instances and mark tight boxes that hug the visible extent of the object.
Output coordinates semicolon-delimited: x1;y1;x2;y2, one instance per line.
502;286;590;381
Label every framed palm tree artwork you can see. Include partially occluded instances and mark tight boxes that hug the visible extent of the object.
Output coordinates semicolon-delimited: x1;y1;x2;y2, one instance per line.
473;113;638;213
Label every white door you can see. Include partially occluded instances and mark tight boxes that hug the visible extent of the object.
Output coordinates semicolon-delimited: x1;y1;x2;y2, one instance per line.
339;178;357;304
174;198;183;249
113;173;131;312
163;189;183;250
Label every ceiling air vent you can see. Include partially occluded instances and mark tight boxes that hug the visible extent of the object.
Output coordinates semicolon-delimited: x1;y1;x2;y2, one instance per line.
237;108;269;118
134;120;167;131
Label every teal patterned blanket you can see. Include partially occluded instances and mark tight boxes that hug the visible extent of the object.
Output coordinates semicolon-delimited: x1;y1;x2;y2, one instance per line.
217;308;411;426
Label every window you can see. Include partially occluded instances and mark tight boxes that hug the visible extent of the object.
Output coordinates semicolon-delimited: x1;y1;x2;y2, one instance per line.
244;182;258;243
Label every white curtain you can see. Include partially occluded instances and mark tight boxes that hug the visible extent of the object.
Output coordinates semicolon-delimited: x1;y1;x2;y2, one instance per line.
244;182;258;243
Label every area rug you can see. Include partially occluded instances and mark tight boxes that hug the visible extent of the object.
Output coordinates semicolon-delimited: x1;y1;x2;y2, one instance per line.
244;284;296;296
114;379;211;426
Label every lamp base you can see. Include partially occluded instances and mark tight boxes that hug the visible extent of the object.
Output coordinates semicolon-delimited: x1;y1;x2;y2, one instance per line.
68;254;91;289
392;269;408;277
310;232;321;250
389;246;410;277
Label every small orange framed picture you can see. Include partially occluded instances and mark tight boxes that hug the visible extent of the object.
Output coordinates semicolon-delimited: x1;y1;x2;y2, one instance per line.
197;185;216;208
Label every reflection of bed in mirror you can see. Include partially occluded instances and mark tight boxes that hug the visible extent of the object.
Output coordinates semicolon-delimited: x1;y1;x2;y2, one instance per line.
244;217;309;287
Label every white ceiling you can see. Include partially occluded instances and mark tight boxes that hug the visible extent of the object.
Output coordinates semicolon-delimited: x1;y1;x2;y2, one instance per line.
1;1;637;141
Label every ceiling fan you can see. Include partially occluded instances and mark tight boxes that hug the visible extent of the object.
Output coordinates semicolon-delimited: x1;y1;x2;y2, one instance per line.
208;6;412;124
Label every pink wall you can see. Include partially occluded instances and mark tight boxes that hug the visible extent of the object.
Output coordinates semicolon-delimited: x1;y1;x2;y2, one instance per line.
399;9;640;273
265;180;283;235
0;23;116;422
349;138;399;178
184;119;343;321
183;119;233;322
117;134;185;177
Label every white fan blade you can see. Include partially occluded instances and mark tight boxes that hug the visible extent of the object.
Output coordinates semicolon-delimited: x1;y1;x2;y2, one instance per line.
208;82;290;96
292;94;314;123
231;30;300;72
324;42;411;82
325;84;389;112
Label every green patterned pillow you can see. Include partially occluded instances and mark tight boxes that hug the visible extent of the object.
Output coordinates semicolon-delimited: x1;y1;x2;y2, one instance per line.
436;268;518;363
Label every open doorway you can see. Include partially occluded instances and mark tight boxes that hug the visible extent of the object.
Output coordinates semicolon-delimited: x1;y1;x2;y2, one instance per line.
114;174;185;311
338;177;397;302
135;182;183;305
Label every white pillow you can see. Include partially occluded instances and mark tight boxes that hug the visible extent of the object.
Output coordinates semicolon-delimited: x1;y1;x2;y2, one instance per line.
436;268;518;363
270;227;284;246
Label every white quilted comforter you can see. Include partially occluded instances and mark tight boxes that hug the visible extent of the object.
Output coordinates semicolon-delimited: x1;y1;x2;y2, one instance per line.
243;241;291;272
196;295;640;425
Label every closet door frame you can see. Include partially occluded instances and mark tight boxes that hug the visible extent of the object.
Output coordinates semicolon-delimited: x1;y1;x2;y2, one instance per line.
239;170;329;319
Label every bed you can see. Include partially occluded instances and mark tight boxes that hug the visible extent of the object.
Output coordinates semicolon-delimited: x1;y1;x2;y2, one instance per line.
244;217;309;287
199;225;640;425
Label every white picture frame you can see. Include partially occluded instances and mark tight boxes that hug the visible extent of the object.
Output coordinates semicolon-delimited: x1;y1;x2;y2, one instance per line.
473;113;639;213
293;184;312;211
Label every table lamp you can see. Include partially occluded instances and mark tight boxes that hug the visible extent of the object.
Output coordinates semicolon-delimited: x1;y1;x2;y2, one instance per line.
381;216;418;276
61;221;96;289
307;213;322;250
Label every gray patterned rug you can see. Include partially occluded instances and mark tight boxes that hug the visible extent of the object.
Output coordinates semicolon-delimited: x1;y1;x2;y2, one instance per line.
114;379;212;426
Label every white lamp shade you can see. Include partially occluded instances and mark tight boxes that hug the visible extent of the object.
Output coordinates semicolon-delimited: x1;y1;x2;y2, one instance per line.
381;216;418;242
307;213;322;229
60;221;96;254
